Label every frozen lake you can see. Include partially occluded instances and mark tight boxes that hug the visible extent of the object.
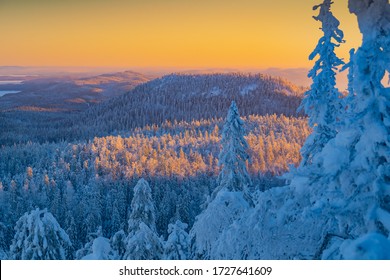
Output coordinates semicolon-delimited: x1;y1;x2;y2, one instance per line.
0;80;23;96
0;80;23;85
0;90;21;97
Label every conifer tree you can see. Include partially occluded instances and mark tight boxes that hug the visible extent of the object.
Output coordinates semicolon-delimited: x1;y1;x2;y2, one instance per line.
285;3;346;241
190;188;251;259
127;178;156;234
291;0;390;259
111;230;127;260
75;226;103;260
164;220;190;260
123;178;163;259
0;222;9;259
212;101;253;205
332;0;390;243
124;222;163;260
81;236;113;260
191;103;253;259
10;208;71;260
299;0;345;166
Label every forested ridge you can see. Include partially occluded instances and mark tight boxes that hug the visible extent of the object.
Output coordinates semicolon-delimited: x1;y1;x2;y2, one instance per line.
74;73;304;137
0;73;304;146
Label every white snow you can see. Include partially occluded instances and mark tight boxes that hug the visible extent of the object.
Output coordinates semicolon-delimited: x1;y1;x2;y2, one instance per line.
164;220;190;260
240;84;258;95
10;208;71;260
204;86;223;97
82;237;112;260
190;190;250;259
124;222;163;260
341;233;390;260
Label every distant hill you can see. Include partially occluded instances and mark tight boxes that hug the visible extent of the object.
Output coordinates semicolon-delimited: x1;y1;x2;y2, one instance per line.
71;73;306;139
0;72;306;145
0;71;154;111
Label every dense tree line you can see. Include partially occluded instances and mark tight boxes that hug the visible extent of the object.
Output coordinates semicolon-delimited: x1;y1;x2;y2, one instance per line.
0;113;308;258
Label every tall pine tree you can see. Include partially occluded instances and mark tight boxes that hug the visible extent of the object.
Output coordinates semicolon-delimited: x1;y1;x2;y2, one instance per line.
212;101;253;205
123;178;163;260
190;102;253;259
299;0;345;167
285;3;347;247
127;178;156;234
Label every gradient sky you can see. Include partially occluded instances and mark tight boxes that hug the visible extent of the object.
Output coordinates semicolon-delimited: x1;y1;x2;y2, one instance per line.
0;0;361;69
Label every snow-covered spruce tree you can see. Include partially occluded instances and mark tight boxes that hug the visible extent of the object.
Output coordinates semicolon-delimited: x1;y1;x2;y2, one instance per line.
128;178;156;234
164;220;190;260
288;0;390;259
190;102;252;259
81;236;113;260
124;222;163;260
110;230;127;260
64;211;78;257
329;0;390;258
76;226;114;260
190;190;251;259
212;101;253;205
9;208;71;260
75;226;103;259
0;222;9;259
276;2;348;259
81;183;102;242
123;178;163;260
298;0;345;167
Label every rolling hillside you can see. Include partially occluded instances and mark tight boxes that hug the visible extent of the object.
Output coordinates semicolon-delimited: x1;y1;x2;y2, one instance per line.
0;71;154;111
73;73;306;139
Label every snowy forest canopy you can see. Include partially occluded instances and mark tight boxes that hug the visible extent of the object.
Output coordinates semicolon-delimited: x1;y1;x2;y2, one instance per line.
1;0;390;260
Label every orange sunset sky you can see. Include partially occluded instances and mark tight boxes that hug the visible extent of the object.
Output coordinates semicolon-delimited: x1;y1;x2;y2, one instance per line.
0;0;361;69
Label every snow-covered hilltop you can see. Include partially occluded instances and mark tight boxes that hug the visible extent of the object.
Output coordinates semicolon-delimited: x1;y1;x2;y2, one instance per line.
75;72;305;139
